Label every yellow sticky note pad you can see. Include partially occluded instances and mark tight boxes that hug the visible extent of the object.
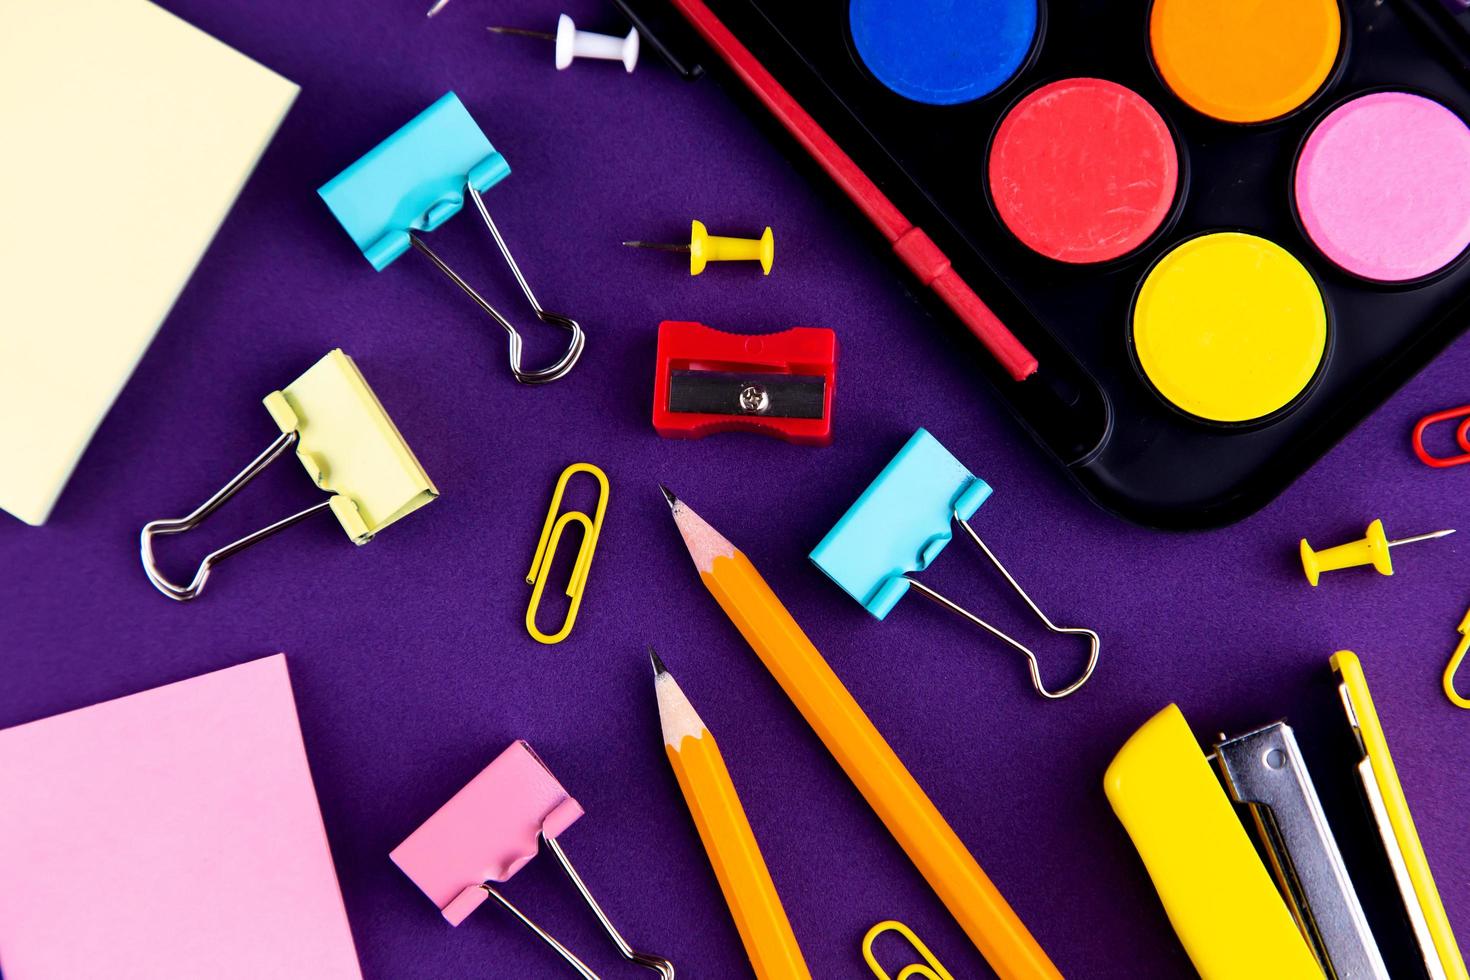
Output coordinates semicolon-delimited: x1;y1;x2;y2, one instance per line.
0;0;297;525
1104;704;1322;979
263;350;438;543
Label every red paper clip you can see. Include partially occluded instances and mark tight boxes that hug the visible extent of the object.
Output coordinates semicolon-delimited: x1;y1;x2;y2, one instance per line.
1412;404;1470;467
652;320;836;445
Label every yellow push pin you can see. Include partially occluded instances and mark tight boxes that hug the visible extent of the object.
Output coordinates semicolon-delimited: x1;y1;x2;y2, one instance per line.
1299;518;1454;586
623;220;774;275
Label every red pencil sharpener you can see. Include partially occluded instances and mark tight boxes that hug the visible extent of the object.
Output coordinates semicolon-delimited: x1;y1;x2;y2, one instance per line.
652;320;837;445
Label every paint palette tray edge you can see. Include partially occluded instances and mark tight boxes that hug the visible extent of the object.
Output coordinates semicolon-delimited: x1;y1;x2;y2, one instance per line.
634;0;1470;528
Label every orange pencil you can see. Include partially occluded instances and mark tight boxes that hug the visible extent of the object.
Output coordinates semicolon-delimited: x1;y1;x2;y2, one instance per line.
651;649;812;980
661;486;1060;980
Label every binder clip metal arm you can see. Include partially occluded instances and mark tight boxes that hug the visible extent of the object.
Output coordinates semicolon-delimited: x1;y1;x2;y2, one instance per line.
477;834;674;979
140;429;332;601
140;349;438;601
409;182;584;385
904;508;1100;699
319;91;584;385
810;427;1099;699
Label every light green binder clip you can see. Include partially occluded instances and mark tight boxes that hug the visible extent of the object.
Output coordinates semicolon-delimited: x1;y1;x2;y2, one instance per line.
140;349;438;601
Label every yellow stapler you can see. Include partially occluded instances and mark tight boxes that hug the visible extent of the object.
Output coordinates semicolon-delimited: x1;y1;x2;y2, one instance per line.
1105;652;1467;980
1104;704;1326;979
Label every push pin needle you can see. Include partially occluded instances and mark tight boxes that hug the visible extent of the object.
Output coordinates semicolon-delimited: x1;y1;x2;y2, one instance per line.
486;26;555;40
488;14;639;72
1300;519;1454;586
624;220;774;275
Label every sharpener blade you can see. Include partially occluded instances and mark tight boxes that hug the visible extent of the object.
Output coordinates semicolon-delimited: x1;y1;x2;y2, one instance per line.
667;370;825;419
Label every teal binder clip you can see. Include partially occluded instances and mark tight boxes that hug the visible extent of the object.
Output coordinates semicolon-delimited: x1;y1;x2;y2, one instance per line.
809;428;1100;699
319;92;584;384
810;428;991;619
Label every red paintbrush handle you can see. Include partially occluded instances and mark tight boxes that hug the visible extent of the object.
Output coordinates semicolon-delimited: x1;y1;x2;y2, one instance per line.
666;0;1039;381
892;227;1039;380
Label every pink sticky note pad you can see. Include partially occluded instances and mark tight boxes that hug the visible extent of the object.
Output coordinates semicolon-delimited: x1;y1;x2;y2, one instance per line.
0;654;362;980
390;740;584;926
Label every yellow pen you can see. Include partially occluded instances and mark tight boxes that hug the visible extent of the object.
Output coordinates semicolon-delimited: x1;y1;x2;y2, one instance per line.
1333;651;1468;980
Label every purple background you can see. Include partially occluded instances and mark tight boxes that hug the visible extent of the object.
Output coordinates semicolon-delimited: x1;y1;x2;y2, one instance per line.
4;0;1470;976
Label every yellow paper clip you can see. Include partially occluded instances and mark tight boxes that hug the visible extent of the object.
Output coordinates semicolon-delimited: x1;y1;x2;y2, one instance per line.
526;463;608;644
1442;607;1470;709
862;920;954;980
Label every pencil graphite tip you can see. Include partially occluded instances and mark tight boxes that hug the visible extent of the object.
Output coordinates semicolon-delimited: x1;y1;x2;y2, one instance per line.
648;646;668;676
659;484;678;509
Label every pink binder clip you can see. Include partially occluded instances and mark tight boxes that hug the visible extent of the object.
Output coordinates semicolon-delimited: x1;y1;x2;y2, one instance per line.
391;741;673;977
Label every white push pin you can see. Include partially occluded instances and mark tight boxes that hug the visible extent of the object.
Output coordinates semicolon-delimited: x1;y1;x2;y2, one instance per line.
488;14;640;73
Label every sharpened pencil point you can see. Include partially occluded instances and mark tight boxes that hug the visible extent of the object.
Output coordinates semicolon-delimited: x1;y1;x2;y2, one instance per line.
649;646;668;676
660;485;678;509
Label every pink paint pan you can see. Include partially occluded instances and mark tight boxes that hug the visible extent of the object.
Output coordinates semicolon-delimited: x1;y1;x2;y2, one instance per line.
1294;91;1470;283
